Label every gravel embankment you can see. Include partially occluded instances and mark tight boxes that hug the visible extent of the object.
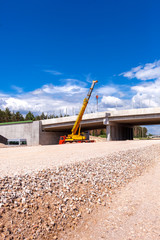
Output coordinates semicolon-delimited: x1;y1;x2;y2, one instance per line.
0;143;160;239
0;140;160;177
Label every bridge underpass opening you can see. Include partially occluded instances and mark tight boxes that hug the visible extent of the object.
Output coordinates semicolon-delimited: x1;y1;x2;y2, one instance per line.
42;124;107;143
107;116;160;141
106;123;133;141
41;114;107;144
133;125;160;139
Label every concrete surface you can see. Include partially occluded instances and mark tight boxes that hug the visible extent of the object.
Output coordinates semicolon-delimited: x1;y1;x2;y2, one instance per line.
0;121;40;145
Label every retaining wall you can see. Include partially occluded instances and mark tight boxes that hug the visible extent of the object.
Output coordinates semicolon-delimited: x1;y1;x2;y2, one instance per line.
0;121;40;145
0;121;66;146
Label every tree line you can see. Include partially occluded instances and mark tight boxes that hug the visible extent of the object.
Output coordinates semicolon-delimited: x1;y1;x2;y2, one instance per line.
0;108;60;123
133;126;148;138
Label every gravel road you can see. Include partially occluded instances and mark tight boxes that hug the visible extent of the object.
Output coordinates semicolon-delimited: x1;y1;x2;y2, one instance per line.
68;152;160;240
0;140;160;177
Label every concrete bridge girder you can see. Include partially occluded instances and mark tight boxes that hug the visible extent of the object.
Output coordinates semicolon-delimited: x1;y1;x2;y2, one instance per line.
42;118;105;132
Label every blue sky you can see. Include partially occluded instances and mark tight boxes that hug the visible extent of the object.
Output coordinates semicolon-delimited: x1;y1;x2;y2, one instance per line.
1;0;160;133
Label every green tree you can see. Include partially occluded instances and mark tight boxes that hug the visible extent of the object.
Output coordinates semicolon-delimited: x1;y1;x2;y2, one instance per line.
5;108;12;122
35;115;41;121
100;129;105;135
11;111;16;122
15;111;24;121
48;114;55;119
0;109;5;123
40;112;47;120
142;127;147;137
25;111;35;120
134;126;148;138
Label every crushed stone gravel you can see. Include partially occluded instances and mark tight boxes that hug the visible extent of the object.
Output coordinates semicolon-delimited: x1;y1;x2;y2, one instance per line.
0;140;160;177
0;142;160;239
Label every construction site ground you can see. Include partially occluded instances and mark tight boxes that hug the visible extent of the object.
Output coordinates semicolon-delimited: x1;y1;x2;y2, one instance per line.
65;148;160;240
0;140;158;177
0;140;160;239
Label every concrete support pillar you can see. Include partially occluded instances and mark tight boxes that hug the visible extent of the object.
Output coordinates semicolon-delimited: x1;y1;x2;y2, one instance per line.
106;125;111;141
111;126;115;140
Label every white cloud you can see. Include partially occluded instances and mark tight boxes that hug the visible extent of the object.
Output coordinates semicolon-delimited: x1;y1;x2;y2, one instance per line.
32;83;87;96
11;85;23;93
122;60;160;80
131;79;160;108
0;81;127;114
97;86;117;96
0;92;9;98
131;80;160;96
119;60;160;109
3;60;160;115
43;70;62;75
132;93;159;108
1;95;80;114
0;81;89;115
84;73;93;83
2;97;31;111
0;80;122;114
101;96;124;108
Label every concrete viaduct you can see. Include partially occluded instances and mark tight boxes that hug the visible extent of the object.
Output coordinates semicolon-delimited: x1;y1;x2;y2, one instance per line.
1;107;160;145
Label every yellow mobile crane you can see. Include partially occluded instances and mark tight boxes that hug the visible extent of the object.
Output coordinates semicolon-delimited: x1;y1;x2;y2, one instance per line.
59;80;98;144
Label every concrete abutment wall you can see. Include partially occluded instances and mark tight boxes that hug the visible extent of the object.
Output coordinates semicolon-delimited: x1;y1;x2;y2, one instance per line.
0;121;40;145
0;121;65;146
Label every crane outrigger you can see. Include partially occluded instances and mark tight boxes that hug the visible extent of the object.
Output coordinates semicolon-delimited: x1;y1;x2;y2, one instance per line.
59;80;98;144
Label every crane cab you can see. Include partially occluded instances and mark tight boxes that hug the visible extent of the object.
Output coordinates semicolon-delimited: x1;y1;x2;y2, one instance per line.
59;136;66;144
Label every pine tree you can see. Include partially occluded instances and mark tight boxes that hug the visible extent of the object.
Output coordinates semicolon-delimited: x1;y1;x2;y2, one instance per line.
25;111;35;120
5;108;12;122
15;111;24;121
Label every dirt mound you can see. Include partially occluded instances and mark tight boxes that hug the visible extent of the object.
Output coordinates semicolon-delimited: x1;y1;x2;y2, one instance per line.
0;143;7;148
89;135;106;142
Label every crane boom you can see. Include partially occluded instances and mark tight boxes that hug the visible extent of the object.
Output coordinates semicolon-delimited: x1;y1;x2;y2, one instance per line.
59;80;98;144
71;80;98;135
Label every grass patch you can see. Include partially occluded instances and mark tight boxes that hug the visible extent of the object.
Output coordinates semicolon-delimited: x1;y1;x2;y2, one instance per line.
99;134;107;138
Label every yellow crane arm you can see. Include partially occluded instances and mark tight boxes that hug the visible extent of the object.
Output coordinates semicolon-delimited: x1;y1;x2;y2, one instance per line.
71;80;98;135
